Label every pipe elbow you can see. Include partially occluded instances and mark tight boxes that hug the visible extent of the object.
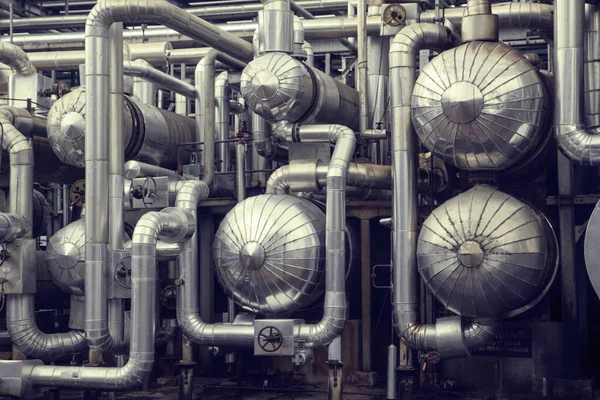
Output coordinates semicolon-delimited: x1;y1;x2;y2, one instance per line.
462;319;499;350
390;24;453;66
7;296;87;361
174;180;210;210
265;165;291;194
272;121;294;142
555;124;600;165
300;292;347;348
0;42;36;74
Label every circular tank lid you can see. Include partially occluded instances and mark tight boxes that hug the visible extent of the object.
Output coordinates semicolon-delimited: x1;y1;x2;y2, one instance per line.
213;194;327;316
417;185;557;318
240;52;313;122
411;41;548;171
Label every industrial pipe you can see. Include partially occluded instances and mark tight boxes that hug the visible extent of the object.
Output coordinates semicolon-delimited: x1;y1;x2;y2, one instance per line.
0;107;87;361
389;23;497;359
420;2;553;32
0;41;35;74
20;208;194;390
6;16;381;49
124;59;195;99
554;0;600;164
216;72;231;173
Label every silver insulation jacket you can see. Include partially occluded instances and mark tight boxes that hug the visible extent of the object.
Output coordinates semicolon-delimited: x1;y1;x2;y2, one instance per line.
27;209;193;389
389;24;497;358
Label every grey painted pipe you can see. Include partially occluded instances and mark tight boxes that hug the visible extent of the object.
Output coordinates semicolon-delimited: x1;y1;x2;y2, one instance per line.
25;209;194;390
553;0;600;164
0;107;87;361
124;59;195;99
389;24;497;359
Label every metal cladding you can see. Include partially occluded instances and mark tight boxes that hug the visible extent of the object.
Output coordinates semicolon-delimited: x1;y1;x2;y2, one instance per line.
240;52;360;130
411;42;549;171
47;87;195;169
213;194;326;316
417;185;557;318
46;219;86;296
584;200;600;299
46;88;132;168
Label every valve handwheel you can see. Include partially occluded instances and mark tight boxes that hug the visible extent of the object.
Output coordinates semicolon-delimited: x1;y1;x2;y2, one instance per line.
257;326;283;353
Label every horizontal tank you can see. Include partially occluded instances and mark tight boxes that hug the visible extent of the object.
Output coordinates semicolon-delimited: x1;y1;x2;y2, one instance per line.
411;42;549;171
417;185;557;318
213;194;326;316
46;87;195;169
241;52;360;130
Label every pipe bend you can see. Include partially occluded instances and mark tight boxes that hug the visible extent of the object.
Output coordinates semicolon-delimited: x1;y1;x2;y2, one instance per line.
265;164;291;194
555;124;600;165
7;295;87;361
390;23;452;59
0;42;36;74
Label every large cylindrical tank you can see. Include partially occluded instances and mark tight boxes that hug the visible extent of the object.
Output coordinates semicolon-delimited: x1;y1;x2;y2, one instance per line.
240;52;360;130
46;218;86;296
417;185;557;318
213;194;326;316
46;87;195;169
411;42;550;171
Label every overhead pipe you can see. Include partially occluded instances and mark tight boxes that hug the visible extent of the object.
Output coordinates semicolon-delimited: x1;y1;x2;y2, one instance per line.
420;2;553;32
6;16;381;48
125;60;195;99
0;106;86;361
124;160;182;179
389;23;497;359
0;0;348;31
554;0;600;165
18;208;194;391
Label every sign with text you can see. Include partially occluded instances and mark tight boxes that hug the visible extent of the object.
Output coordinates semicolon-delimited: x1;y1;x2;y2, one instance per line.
471;327;532;358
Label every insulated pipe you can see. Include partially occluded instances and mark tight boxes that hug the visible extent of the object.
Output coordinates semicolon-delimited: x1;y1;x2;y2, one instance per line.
260;0;294;54
367;0;389;164
0;41;35;74
389;24;497;359
0;213;29;242
357;0;368;136
236;142;246;201
554;0;600;165
0;107;87;361
24;209;194;390
6;16;381;49
195;50;246;187
266;124;355;351
266;162;392;193
81;0;250;363
586;3;600;134
124;160;181;179
420;2;553;32
462;0;498;42
0;1;348;31
216;72;231;173
176;181;256;347
124;59;195;99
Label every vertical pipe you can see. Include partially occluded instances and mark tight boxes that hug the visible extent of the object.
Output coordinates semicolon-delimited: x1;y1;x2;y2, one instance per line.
387;344;397;399
62;184;69;227
557;151;584;376
360;219;372;371
236;142;247;202
357;0;368;136
9;3;13;44
216;72;231;173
